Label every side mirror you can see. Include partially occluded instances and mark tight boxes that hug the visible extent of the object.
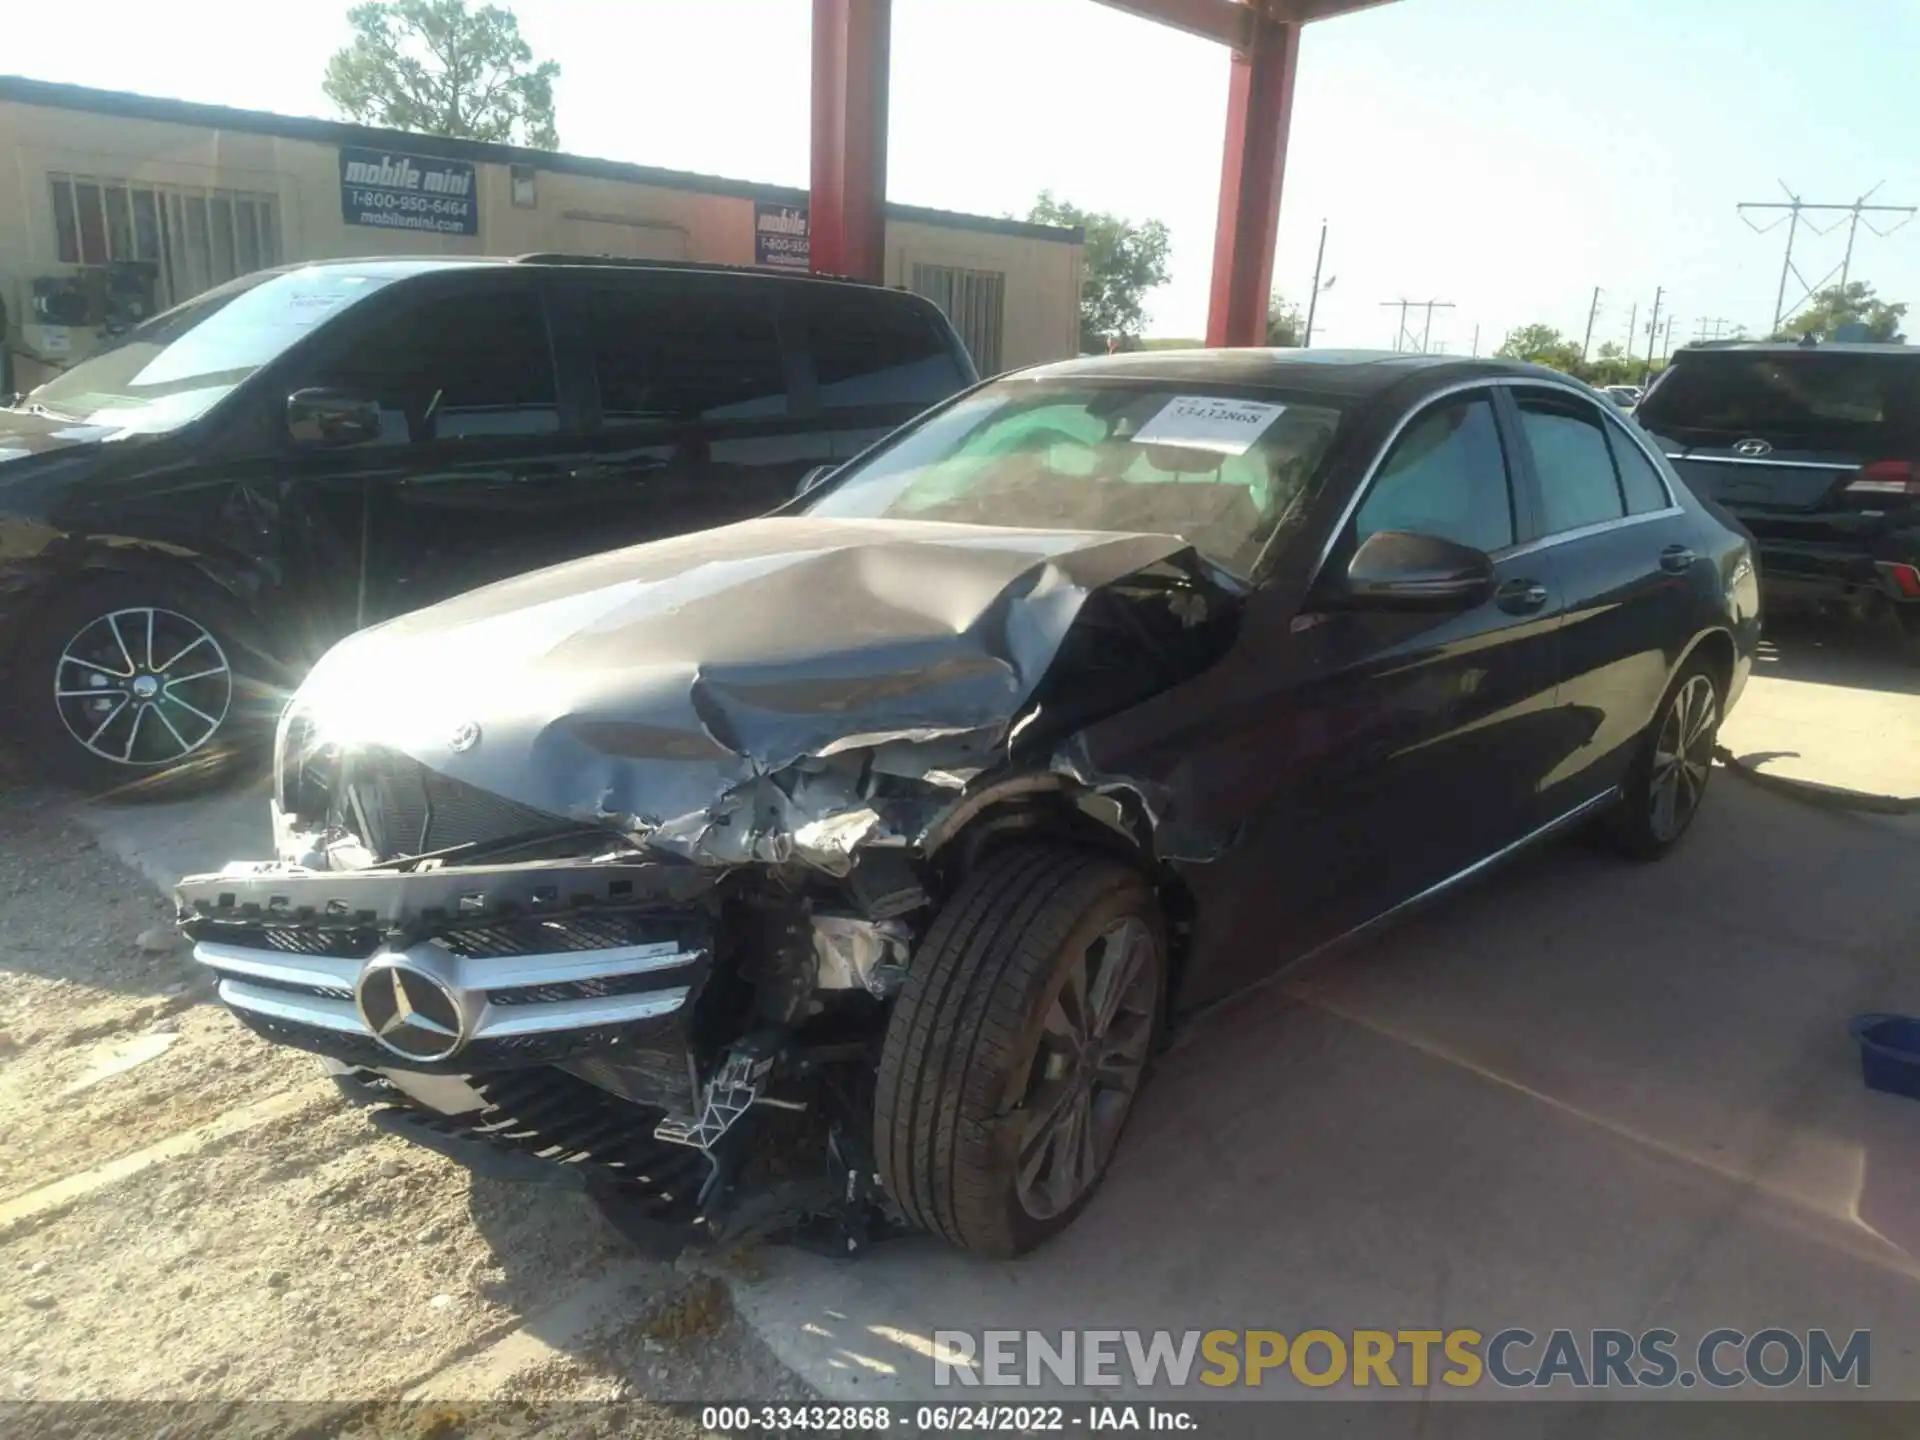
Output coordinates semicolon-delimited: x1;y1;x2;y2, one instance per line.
1337;530;1497;611
796;463;838;498
287;388;382;448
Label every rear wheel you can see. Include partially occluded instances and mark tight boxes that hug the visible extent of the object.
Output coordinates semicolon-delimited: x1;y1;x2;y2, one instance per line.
874;845;1165;1258
13;577;267;793
1606;660;1721;861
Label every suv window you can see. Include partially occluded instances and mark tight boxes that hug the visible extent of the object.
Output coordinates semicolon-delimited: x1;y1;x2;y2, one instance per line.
1638;351;1920;444
799;292;968;410
1514;391;1625;534
589;284;788;426
1603;424;1672;515
1356;394;1514;553
306;282;560;444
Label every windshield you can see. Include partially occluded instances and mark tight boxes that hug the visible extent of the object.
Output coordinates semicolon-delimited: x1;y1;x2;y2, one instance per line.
802;380;1345;577
21;267;401;433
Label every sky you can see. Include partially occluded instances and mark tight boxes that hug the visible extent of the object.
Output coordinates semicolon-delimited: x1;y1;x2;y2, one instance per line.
19;0;1920;353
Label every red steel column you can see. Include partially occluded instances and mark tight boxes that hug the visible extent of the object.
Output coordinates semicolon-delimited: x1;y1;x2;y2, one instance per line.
810;0;891;283
1204;12;1302;347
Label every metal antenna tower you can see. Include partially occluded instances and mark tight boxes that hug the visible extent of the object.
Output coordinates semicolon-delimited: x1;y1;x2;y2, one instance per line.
1739;182;1916;332
1379;299;1455;354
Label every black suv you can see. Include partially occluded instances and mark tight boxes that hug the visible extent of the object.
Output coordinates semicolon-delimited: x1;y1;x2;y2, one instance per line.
0;256;977;784
1637;341;1920;661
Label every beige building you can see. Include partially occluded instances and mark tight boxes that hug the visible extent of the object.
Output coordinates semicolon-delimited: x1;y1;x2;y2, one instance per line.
0;75;1083;392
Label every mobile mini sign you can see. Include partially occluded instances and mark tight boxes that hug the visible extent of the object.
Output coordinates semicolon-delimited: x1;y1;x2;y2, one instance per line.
754;202;809;270
338;147;479;236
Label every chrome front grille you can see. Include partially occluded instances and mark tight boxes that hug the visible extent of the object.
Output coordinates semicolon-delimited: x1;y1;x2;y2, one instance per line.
190;908;707;1071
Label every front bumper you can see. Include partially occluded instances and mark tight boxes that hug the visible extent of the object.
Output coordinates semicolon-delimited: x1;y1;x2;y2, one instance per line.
175;857;717;1076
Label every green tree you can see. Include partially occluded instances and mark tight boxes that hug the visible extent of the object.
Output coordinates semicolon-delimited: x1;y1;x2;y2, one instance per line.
1496;323;1585;374
1778;281;1907;343
1583;342;1646;388
1266;294;1304;347
324;0;560;148
1029;191;1172;352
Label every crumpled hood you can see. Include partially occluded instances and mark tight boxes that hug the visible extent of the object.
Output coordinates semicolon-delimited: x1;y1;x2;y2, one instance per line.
0;406;127;464
294;515;1204;850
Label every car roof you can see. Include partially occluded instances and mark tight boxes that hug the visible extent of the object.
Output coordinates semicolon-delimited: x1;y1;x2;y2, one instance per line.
1673;341;1920;358
245;253;903;295
1014;348;1574;400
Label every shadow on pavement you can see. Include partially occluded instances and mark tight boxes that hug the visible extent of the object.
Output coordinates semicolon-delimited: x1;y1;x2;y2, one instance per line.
1753;614;1920;696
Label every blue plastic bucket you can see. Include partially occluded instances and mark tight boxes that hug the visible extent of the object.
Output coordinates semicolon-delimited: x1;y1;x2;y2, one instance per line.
1849;1013;1920;1099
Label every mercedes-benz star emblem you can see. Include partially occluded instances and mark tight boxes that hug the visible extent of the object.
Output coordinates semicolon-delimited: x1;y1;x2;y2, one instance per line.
1733;438;1773;458
449;721;482;753
355;956;468;1062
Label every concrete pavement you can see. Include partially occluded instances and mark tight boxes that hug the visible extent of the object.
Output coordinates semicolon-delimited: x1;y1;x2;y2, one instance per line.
1720;623;1920;799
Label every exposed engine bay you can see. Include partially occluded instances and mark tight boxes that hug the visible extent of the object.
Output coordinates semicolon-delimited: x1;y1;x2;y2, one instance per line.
176;518;1244;1253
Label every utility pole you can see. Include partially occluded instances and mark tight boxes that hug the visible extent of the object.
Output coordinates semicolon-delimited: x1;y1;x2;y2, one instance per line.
1382;299;1410;351
1643;287;1664;385
1625;301;1637;357
1659;314;1678;365
1739;182;1917;332
1693;317;1737;343
1303;219;1329;349
1471;324;1481;358
1380;299;1455;353
1581;286;1603;361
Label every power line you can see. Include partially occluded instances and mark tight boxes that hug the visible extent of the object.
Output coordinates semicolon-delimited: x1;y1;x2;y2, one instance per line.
1738;181;1916;332
1379;298;1455;354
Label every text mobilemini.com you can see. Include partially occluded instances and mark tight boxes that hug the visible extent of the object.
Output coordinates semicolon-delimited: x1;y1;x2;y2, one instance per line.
930;1328;1873;1392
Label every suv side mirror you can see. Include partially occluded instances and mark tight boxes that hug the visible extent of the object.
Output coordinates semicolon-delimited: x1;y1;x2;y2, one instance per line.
1336;530;1497;611
287;388;382;448
796;463;838;498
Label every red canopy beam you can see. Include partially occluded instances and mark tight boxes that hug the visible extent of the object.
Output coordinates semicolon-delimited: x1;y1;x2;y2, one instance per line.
1091;0;1252;45
1091;0;1395;347
1205;10;1301;346
810;0;891;283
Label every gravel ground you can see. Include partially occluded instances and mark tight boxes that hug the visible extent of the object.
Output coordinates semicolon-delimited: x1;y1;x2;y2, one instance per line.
0;751;810;1434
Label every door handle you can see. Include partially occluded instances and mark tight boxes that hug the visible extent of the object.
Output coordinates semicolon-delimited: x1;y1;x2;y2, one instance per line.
1495;578;1550;615
1660;544;1696;574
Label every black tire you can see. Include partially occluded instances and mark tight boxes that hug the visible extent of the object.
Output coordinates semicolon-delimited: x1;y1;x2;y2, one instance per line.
1605;657;1722;862
10;574;273;795
874;845;1166;1258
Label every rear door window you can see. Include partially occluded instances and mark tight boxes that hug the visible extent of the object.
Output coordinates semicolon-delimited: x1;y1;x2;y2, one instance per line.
798;291;970;411
1513;390;1626;534
588;283;788;426
1604;425;1673;514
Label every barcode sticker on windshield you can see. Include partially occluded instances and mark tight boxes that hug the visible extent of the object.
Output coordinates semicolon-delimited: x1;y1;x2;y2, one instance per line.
1132;396;1287;456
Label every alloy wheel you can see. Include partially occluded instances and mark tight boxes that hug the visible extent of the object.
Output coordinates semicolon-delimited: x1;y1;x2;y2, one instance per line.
1649;673;1717;843
53;607;234;768
1013;916;1159;1221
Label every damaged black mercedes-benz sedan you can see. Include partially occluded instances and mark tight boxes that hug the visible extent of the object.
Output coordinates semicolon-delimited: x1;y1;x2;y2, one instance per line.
176;351;1760;1258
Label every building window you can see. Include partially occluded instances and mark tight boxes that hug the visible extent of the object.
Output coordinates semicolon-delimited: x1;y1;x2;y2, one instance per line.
510;164;538;208
911;263;1005;374
49;173;280;307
